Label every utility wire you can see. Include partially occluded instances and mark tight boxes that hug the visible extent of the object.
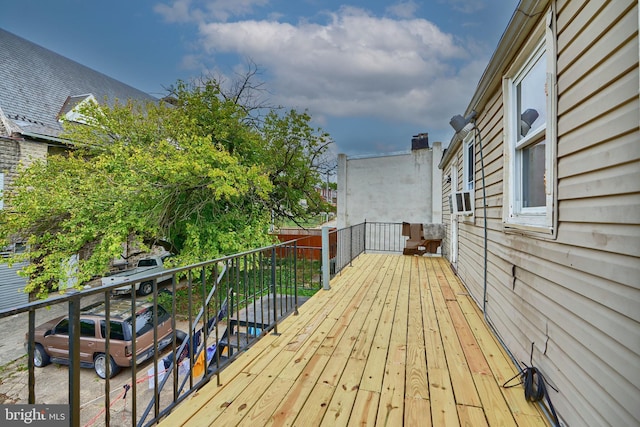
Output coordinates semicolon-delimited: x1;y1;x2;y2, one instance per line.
503;342;560;426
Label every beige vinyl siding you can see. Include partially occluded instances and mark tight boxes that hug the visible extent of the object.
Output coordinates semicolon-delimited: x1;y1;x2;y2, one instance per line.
441;1;639;426
454;90;506;310
548;2;640;423
441;161;453;260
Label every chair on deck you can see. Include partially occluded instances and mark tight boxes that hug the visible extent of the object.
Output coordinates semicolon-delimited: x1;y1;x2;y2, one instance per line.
402;222;443;255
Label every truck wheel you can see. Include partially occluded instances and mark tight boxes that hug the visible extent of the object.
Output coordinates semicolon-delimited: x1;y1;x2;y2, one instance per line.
94;353;120;379
33;344;50;367
138;281;153;296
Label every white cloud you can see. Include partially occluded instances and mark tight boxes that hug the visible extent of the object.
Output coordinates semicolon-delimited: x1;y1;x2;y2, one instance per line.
154;0;195;23
446;0;487;14
154;3;493;150
193;7;478;128
154;0;269;23
386;1;420;19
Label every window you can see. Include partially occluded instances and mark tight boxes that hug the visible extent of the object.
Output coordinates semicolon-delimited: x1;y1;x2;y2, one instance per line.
453;191;473;215
463;134;475;191
54;319;70;335
54;318;95;337
137;258;158;267
503;9;556;233
123;305;169;338
80;320;96;337
101;321;127;341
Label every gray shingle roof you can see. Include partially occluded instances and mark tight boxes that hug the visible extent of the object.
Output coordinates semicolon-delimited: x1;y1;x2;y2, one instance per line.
0;28;157;139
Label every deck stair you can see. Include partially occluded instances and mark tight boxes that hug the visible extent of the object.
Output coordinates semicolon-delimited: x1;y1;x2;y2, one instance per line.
207;314;276;374
219;319;269;356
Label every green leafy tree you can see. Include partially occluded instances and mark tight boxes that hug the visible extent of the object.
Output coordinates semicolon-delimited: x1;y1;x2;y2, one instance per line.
0;73;333;298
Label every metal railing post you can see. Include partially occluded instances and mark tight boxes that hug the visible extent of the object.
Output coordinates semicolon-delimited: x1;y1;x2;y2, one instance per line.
322;226;330;290
363;220;367;252
293;241;299;315
104;294;111;427
68;296;81;427
271;247;279;335
27;310;35;404
349;226;354;267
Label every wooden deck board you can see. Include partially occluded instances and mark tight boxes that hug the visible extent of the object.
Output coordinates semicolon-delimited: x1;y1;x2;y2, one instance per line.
423;258;460;426
269;354;331;426
159;254;549;427
359;256;403;393
431;267;483;407
320;357;366;427
458;404;490;427
405;396;432;427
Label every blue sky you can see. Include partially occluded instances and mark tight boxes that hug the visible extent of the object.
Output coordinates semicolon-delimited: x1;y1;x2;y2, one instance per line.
1;0;518;156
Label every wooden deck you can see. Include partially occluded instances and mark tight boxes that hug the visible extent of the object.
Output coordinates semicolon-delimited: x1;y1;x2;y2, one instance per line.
160;254;549;426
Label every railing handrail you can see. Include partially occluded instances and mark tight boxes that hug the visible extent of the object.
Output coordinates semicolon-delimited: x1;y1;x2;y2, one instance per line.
2;221;407;427
0;234;318;319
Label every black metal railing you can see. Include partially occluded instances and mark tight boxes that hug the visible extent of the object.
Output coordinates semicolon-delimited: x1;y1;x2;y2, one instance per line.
330;222;364;276
0;222;403;427
362;221;405;253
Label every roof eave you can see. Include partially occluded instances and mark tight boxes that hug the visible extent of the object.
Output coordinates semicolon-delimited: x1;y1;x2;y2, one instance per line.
18;130;73;147
439;0;550;169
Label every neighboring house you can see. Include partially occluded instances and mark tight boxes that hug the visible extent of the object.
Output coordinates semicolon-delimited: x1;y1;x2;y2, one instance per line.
0;29;156;308
337;134;443;229
0;28;156;200
316;184;337;206
439;1;639;426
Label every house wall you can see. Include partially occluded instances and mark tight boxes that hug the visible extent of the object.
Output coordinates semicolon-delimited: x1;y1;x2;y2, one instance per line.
0;137;48;206
0;138;21;200
337;142;443;228
1;137;52;305
440;1;639;426
19;140;48;165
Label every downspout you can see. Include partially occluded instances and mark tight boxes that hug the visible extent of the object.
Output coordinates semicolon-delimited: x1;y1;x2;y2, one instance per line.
474;123;489;316
473;117;558;427
473;116;513;361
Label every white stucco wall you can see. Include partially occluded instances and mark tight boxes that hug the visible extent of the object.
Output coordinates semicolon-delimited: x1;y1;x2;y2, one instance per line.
337;142;443;228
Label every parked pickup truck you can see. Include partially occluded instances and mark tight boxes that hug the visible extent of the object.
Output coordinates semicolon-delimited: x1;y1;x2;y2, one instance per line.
102;254;173;296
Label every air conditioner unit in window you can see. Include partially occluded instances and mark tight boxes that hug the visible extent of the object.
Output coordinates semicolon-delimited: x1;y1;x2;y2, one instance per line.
453;191;474;215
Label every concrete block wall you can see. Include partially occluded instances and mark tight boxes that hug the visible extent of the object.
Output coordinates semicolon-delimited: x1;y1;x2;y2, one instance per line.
337;142;443;228
19;140;48;166
0;139;21;202
0;138;48;207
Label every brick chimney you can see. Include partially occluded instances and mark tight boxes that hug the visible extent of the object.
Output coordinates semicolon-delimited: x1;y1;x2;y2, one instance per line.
411;133;429;150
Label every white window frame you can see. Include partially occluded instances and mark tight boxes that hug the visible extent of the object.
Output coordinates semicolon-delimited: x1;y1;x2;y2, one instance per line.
449;147;475;222
463;132;475;191
502;8;557;235
453;190;474;216
451;131;475;219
